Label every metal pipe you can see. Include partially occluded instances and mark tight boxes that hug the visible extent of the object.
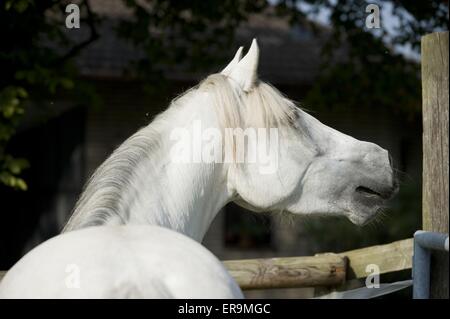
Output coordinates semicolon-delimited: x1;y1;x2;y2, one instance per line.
413;230;449;299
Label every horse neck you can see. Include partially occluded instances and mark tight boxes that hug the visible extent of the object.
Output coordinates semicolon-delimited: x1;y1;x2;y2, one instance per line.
64;91;233;242
127;141;230;241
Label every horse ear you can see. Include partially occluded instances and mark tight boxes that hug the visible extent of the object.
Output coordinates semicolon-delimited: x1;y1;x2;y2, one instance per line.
228;38;259;92
221;46;243;76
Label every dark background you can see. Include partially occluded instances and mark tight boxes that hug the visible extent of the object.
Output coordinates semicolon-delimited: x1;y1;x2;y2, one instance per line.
0;0;448;297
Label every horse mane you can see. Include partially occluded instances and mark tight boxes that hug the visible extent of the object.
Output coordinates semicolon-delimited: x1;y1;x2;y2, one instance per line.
197;73;297;130
62;73;298;232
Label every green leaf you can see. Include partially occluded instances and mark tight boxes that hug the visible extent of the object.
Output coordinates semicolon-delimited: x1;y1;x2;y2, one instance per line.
16;178;28;191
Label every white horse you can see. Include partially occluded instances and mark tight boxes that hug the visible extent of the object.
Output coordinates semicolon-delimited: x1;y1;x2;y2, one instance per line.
0;39;397;298
0;225;242;298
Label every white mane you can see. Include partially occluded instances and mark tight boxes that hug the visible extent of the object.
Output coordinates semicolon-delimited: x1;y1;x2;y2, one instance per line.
198;74;297;129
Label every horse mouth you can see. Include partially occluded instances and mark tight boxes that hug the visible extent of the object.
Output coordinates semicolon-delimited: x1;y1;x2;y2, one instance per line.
355;185;396;200
349;184;398;226
356;186;383;197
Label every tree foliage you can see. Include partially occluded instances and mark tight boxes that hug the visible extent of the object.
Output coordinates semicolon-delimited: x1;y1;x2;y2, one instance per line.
116;0;267;86
0;0;100;190
296;0;448;117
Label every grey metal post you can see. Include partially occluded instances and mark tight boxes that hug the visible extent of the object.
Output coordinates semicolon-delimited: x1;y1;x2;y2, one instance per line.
413;231;449;299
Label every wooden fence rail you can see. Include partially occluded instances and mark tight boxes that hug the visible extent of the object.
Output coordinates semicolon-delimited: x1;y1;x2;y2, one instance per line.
223;238;412;290
223;254;346;290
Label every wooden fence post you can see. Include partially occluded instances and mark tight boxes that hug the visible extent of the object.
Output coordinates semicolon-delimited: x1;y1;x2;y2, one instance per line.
421;31;449;299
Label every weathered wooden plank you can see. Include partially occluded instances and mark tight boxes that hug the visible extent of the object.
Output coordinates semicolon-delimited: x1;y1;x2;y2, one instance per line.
421;31;449;299
223;254;346;290
313;238;413;297
337;238;413;279
224;238;412;290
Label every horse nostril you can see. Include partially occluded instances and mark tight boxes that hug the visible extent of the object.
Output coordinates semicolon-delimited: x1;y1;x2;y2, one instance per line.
356;185;397;200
